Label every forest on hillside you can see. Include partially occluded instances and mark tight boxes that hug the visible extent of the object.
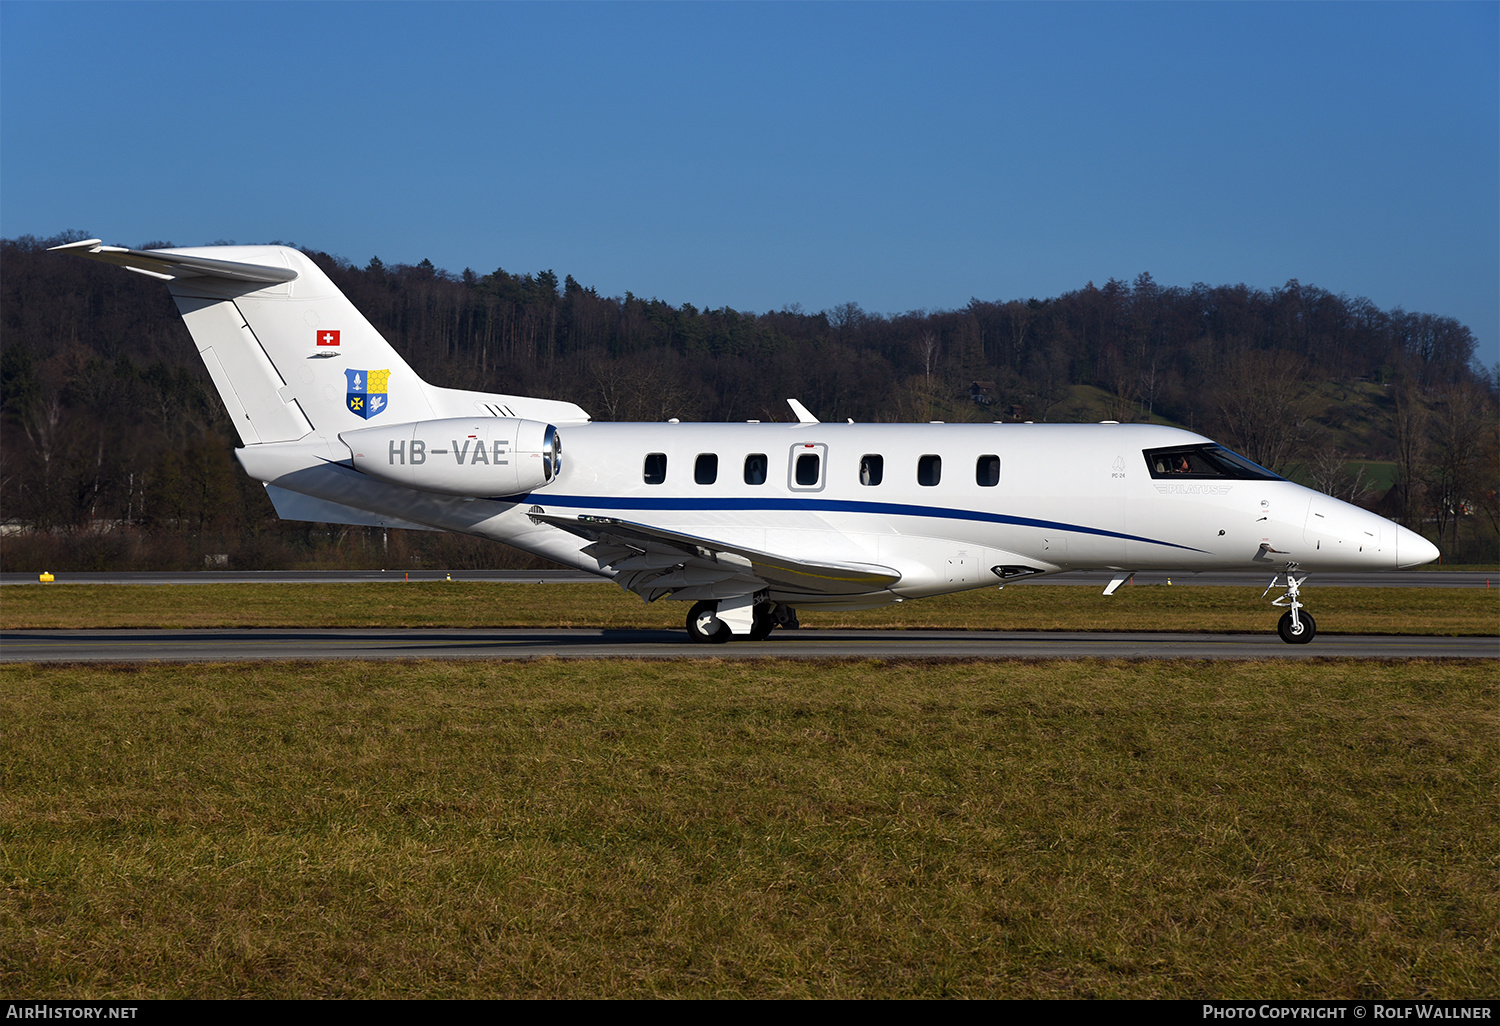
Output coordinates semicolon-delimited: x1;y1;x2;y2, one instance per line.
1;230;1495;570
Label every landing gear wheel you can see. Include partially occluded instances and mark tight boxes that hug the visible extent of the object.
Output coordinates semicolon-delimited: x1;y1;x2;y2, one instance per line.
687;600;731;644
748;602;775;641
1277;609;1316;644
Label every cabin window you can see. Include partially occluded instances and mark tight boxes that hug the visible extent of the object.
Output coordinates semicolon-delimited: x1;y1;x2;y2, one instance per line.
1143;444;1282;481
643;452;667;485
744;453;768;485
694;453;718;485
796;452;821;486
976;454;1000;487
860;454;884;486
918;454;942;487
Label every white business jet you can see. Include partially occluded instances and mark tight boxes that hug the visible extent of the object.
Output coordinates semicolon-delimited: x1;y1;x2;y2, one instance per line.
53;240;1438;644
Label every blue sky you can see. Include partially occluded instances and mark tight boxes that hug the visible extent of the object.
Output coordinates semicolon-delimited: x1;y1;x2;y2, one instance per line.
3;1;1496;367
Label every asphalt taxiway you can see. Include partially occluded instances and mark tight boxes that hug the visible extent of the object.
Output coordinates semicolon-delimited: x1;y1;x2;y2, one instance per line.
2;627;1492;662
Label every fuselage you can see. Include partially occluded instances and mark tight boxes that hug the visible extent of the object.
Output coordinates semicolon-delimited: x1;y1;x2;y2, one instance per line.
498;419;1432;605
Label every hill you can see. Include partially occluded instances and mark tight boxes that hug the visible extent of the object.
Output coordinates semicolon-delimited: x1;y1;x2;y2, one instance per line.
2;232;1494;568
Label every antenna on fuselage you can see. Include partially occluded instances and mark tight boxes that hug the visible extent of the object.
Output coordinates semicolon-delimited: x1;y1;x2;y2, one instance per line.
787;399;819;424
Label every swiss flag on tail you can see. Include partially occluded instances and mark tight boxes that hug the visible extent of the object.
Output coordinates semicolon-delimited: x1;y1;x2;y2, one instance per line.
316;330;341;347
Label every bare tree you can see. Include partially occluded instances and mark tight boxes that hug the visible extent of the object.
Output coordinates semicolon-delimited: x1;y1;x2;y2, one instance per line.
1390;385;1429;531
1027;342;1071;423
1138;361;1160;422
828;302;864;342
1105;352;1138;423
1211;350;1309;473
914;330;940;420
1426;381;1488;556
588;352;703;423
1307;435;1371;505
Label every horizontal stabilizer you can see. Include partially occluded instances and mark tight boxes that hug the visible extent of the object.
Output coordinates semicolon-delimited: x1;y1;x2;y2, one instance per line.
47;239;298;284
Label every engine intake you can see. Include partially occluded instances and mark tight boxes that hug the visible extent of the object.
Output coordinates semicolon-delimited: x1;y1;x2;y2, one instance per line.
341;417;560;497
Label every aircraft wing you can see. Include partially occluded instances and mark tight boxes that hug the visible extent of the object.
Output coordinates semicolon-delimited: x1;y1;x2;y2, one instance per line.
526;509;901;601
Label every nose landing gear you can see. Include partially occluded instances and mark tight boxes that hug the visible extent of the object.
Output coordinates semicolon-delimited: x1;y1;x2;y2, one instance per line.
1265;571;1316;644
1277;608;1317;644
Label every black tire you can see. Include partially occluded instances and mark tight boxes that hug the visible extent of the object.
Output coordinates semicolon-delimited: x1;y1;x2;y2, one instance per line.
687;600;731;644
1277;609;1316;644
748;602;775;641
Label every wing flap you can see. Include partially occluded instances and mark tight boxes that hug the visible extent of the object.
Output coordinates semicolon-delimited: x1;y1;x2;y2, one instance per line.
529;509;901;599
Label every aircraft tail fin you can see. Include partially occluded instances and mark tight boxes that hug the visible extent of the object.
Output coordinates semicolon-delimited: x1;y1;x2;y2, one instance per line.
52;240;589;447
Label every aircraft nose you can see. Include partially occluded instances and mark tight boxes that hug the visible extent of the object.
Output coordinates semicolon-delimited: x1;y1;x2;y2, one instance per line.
1395;524;1439;568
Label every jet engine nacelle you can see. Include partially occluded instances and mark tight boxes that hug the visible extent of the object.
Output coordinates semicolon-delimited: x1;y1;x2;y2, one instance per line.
341;417;560;497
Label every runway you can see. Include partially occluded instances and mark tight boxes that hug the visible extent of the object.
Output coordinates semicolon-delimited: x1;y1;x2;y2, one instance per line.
2;569;1492;588
3;627;1492;662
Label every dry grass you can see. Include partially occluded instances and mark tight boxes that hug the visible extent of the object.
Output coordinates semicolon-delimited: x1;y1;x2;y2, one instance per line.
1;658;1494;998
2;581;1496;634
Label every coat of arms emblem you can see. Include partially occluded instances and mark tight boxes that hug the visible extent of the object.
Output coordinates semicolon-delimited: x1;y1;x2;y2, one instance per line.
345;368;390;420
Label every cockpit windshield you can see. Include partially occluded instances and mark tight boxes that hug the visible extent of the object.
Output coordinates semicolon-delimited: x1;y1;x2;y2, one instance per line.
1143;444;1282;481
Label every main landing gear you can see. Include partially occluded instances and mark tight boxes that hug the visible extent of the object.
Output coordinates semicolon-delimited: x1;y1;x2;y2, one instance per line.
685;599;797;644
1265;571;1316;644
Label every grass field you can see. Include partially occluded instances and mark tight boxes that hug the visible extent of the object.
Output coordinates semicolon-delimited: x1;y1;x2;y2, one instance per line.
1;658;1494;998
3;581;1497;634
3;585;1494;997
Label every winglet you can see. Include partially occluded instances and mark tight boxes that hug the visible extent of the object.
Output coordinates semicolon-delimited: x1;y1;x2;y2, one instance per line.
787;399;819;424
49;239;298;284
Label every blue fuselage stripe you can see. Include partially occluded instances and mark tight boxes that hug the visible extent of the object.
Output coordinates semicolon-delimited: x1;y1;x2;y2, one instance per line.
516;493;1203;552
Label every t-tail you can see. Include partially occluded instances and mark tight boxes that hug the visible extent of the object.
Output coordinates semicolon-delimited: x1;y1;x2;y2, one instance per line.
51;240;590;540
49;240;587;441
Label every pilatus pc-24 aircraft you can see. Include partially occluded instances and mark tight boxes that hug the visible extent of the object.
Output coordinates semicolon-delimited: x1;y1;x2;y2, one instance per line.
55;240;1439;644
